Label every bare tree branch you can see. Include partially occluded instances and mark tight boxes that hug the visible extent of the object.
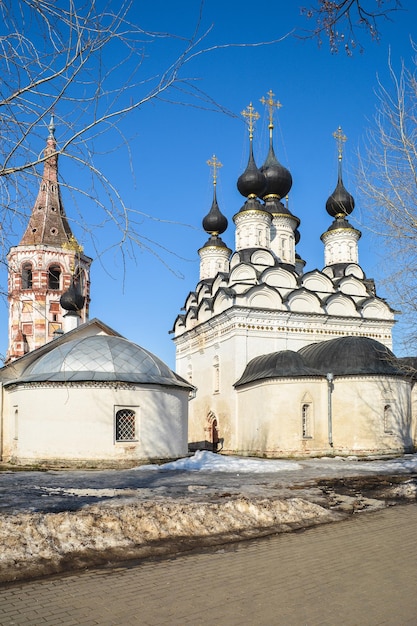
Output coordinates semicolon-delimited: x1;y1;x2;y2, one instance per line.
357;42;417;350
0;0;289;272
299;0;403;54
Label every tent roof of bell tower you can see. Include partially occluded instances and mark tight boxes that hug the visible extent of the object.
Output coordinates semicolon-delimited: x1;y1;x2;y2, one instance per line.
19;114;78;248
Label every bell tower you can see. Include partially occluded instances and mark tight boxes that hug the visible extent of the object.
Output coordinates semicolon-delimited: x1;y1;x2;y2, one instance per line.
6;115;92;362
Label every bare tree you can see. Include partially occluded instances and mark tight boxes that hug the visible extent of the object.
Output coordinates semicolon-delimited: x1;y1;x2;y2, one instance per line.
357;43;417;350
1;0;290;273
300;0;403;54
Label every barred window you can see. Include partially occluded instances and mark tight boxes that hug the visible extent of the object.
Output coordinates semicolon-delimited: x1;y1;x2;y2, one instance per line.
115;408;136;442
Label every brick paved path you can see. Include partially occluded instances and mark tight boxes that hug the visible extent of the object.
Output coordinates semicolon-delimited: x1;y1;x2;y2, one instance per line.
1;504;416;626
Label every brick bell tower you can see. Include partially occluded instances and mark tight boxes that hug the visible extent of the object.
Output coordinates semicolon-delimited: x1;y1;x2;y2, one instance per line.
6;115;92;363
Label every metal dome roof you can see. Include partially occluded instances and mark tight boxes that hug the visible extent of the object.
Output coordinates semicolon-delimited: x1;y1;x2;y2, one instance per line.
12;335;191;388
235;350;322;387
299;336;400;376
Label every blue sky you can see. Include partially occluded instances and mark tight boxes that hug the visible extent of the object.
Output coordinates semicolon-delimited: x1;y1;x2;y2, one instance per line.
2;1;417;367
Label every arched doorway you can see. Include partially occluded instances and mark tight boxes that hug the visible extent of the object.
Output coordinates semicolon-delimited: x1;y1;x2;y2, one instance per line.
206;411;220;452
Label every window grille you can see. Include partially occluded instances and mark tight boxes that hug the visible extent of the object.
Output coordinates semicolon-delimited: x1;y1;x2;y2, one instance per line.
115;408;136;441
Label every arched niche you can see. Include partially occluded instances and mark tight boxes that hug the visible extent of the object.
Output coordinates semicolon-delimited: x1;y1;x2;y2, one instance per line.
361;299;394;320
287;289;323;314
245;285;283;310
262;267;298;291
324;293;360;317
301;271;334;294
250;249;275;268
229;263;258;285
338;276;368;297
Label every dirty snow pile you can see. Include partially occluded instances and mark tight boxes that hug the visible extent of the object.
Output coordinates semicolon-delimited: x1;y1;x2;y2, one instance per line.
0;452;333;583
2;450;417;583
0;495;337;583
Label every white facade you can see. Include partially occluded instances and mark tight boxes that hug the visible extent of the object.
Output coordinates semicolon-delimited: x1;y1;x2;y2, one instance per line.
172;122;416;458
235;375;412;458
0;320;191;466
3;382;187;464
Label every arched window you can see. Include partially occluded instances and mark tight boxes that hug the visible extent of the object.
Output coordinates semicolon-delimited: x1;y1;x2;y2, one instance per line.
213;355;220;393
302;403;312;438
48;264;61;290
384;404;394;434
115;408;136;442
21;263;33;289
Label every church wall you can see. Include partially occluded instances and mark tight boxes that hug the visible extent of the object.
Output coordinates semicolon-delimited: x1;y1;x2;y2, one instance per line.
177;308;398;456
330;377;412;455
1;383;188;465
235;378;328;457
234;376;412;457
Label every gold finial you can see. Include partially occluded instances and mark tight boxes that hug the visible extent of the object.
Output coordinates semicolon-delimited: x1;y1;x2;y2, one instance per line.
333;126;347;161
62;235;83;254
260;90;282;129
207;154;223;186
241;102;260;139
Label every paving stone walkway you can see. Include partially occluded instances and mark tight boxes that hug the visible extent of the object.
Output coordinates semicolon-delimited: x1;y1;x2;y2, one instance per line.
1;504;417;626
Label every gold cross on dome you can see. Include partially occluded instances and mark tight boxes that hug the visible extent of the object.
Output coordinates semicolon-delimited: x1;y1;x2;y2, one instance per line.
207;154;223;186
333;126;347;160
241;102;260;139
260;89;282;127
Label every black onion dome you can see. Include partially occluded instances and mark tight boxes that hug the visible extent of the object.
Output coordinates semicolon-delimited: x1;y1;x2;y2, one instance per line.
202;188;228;235
237;142;267;199
325;216;360;234
201;235;229;249
294;228;301;244
326;176;355;218
260;142;292;199
60;276;85;313
263;196;296;219
299;336;400;376
235;350;321;386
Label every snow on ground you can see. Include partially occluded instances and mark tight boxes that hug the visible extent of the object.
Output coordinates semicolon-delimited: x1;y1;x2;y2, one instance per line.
136;450;303;473
135;450;417;474
1;451;417;583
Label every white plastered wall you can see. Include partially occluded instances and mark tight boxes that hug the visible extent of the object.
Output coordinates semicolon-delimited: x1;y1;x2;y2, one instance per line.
1;383;188;464
235;375;412;457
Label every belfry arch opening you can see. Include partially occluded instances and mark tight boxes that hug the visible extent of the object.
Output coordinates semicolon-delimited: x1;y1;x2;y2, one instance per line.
48;264;61;290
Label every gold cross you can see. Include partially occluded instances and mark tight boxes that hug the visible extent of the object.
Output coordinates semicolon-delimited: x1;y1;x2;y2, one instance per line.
260;90;282;127
333;126;347;160
207;154;223;186
241;102;260;139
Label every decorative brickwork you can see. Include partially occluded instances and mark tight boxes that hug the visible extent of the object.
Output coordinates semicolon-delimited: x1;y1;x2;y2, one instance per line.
6;117;92;362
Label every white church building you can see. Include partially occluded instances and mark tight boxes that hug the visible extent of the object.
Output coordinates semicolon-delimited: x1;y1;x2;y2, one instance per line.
173;95;417;458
